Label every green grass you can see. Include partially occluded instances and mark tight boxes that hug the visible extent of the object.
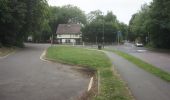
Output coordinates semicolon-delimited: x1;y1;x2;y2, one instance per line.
106;48;170;82
46;46;110;69
0;47;15;57
46;46;132;100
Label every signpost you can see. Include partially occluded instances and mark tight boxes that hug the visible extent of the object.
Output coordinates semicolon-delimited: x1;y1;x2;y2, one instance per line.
51;34;53;46
117;31;122;45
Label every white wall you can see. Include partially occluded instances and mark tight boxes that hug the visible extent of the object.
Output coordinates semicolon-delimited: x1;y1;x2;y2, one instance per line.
61;39;75;43
62;39;66;43
57;34;81;39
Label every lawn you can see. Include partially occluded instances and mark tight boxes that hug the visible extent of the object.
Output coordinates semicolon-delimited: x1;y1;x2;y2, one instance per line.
0;47;15;57
46;46;132;100
106;48;170;82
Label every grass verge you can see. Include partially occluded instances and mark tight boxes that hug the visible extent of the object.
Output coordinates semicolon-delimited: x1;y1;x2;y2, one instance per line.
46;46;132;100
106;48;170;82
0;47;15;57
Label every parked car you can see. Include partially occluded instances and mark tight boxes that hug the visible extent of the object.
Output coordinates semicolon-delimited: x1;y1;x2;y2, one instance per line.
135;42;143;47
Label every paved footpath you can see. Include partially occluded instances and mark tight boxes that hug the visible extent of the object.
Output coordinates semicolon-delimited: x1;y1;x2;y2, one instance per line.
0;43;89;100
104;51;170;100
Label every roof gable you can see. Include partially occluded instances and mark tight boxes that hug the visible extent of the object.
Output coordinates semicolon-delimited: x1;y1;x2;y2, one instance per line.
56;24;81;34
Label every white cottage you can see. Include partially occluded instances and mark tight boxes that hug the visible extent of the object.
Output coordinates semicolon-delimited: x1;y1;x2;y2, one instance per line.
56;24;82;44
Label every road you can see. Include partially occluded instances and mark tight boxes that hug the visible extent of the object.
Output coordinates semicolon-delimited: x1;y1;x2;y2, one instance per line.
0;43;89;100
107;43;170;73
105;51;170;100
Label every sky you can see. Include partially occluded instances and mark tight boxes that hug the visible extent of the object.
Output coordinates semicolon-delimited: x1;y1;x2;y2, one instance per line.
47;0;152;24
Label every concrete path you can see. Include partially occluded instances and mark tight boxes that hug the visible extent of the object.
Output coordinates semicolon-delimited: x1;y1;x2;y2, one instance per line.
0;43;89;100
105;51;170;100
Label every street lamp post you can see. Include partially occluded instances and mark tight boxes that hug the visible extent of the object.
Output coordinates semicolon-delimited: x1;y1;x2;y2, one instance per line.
51;34;53;46
96;36;98;45
117;31;121;45
118;32;119;45
148;32;150;43
102;12;105;48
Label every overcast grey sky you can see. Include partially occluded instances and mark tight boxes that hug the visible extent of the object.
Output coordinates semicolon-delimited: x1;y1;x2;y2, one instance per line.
47;0;152;24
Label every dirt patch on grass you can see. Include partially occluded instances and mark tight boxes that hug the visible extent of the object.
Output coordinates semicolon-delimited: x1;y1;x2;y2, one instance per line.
0;47;15;57
75;68;98;100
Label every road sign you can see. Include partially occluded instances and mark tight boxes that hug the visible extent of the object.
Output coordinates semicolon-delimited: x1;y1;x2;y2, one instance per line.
117;31;122;36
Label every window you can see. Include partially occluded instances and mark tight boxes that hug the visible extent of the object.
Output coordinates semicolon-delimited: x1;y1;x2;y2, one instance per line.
65;39;70;43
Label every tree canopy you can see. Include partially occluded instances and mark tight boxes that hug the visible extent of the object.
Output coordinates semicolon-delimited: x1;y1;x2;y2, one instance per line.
48;5;86;36
129;0;170;48
1;0;170;49
0;2;87;46
82;10;128;44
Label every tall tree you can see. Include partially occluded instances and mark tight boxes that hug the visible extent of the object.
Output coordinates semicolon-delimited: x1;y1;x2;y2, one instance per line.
129;4;150;43
148;0;170;48
82;11;126;43
129;1;170;48
0;0;27;46
0;0;50;46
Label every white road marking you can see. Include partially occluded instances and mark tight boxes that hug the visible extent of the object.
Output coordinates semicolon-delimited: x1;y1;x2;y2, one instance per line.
40;50;51;63
0;51;15;59
88;77;93;91
137;50;147;52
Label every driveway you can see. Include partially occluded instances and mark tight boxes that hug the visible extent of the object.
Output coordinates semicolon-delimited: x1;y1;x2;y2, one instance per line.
0;43;89;100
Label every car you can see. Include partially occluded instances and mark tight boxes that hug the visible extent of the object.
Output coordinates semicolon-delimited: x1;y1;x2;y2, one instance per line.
135;42;143;47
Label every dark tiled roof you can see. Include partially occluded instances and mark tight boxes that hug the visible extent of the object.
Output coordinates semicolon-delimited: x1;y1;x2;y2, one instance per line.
56;24;81;34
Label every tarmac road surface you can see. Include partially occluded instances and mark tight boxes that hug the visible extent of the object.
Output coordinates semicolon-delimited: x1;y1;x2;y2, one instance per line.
0;43;89;100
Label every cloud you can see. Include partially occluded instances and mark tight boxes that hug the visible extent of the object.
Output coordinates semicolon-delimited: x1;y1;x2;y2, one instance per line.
47;0;152;24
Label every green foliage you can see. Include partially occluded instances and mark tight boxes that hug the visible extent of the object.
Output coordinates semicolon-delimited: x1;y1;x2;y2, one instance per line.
46;5;87;43
26;0;51;43
0;0;50;46
129;4;150;43
148;0;170;48
129;1;170;48
0;1;87;46
82;11;128;43
48;5;86;34
0;0;26;46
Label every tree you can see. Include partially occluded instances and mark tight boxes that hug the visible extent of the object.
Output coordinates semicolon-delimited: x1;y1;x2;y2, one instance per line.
0;0;28;46
129;4;150;43
25;0;50;43
0;0;50;46
148;0;170;48
129;1;170;48
86;10;102;23
82;11;126;43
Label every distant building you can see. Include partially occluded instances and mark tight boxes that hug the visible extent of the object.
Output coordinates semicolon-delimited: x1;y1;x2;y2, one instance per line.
56;24;82;44
27;35;33;42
